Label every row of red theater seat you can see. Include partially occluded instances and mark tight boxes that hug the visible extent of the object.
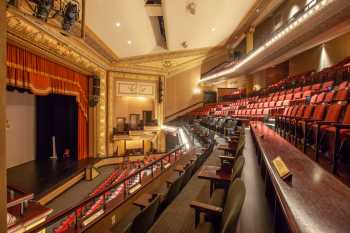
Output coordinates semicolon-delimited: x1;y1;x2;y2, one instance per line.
53;161;150;233
190;79;348;118
275;87;350;174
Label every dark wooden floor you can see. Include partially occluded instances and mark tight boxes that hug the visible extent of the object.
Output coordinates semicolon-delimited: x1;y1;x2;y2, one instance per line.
7;158;99;199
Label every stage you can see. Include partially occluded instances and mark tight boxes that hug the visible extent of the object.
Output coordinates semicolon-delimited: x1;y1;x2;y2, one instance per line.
7;158;100;201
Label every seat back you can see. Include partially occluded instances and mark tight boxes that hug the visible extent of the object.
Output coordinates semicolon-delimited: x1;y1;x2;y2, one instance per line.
231;157;245;180
295;105;305;117
220;179;246;233
181;163;194;188
324;104;343;122
303;105;314;119
311;104;327;121
235;137;245;157
338;81;348;90
129;195;161;233
164;174;184;206
290;106;299;117
342;104;350;124
324;91;335;103
315;92;326;104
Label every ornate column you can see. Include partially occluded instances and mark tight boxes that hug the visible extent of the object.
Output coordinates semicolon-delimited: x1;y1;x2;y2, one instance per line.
246;27;255;53
97;70;107;156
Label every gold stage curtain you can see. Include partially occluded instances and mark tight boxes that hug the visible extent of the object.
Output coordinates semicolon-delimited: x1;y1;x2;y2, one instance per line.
6;43;89;160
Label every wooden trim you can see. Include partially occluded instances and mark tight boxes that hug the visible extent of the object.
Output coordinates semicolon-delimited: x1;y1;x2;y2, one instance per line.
37;172;86;205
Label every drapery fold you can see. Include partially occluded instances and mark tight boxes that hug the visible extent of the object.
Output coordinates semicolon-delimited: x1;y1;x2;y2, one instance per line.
6;43;89;160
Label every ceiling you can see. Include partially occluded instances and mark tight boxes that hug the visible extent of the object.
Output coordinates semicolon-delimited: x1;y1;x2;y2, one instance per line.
86;0;256;59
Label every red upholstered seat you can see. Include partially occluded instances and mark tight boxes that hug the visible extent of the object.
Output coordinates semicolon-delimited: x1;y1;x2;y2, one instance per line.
324;91;335;103
293;92;302;100
321;80;334;91
302;85;311;91
311;83;321;91
334;88;349;101
338;81;348;90
315;92;326;104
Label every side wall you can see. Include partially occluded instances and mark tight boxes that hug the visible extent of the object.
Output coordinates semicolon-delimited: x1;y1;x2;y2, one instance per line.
289;31;350;75
6;91;36;168
165;66;203;117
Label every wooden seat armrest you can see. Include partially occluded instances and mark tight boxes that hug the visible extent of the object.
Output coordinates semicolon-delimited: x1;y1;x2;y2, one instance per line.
314;121;338;126
299;119;316;123
332;123;350;129
190;201;223;215
218;155;236;161
166;178;176;187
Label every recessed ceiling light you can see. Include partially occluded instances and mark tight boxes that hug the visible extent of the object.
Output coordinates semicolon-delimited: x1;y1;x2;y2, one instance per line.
127;40;132;45
211;27;216;32
115;22;121;27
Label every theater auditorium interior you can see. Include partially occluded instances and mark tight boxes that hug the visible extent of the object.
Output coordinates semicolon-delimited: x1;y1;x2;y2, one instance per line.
2;0;350;233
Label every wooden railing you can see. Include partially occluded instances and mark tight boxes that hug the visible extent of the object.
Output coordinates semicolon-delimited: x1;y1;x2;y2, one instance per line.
26;145;185;233
165;101;204;121
7;184;34;215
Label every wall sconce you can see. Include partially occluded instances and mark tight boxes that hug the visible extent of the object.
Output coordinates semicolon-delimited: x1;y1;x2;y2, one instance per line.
193;88;201;94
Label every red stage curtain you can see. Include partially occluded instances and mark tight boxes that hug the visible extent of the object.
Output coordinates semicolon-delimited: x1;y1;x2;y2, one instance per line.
6;43;89;160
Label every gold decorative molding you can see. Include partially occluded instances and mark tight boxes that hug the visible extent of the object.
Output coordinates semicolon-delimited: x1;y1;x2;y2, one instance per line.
6;9;109;73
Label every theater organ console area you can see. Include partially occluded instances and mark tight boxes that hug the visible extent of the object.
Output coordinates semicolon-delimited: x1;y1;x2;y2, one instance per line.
2;1;350;233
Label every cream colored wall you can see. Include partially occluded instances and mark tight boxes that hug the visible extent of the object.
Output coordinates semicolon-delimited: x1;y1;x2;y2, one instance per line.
113;96;154;123
165;66;203;117
289;31;350;75
6;91;36;168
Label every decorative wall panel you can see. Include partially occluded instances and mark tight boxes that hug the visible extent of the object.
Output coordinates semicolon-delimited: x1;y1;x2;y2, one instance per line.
116;81;155;98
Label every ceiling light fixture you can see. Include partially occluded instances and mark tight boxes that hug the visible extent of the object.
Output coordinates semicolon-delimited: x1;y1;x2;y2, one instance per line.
199;0;333;83
115;22;121;27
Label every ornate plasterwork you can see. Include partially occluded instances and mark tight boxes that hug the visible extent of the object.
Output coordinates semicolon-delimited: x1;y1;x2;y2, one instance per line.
6;9;109;73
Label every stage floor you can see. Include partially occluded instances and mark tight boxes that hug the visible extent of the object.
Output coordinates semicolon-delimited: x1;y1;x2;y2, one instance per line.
7;158;100;200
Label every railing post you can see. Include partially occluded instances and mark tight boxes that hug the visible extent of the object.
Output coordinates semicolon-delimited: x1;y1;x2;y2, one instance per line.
151;163;154;177
75;209;79;229
124;181;127;199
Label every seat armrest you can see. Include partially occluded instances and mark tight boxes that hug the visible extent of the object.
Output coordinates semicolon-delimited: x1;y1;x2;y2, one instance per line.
314;121;338;126
190;201;223;215
121;223;132;233
332;123;350;129
299;119;316;123
166;177;176;187
190;201;223;227
218;155;236;161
